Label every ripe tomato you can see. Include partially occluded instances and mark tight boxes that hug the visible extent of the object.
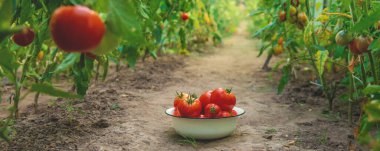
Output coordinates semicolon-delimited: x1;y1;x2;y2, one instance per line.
356;36;373;53
181;12;189;21
377;20;380;30
230;110;237;116
174;108;181;117
37;51;44;61
177;98;202;118
279;11;286;22
349;39;361;54
12;27;35;46
218;111;231;118
278;37;284;45
210;88;236;111
199;114;206;119
50;6;105;52
199;91;212;108
335;30;353;46
173;92;189;108
204;103;221;118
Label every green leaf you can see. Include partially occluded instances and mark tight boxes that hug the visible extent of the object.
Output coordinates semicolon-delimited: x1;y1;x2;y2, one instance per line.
20;0;33;24
350;6;380;32
122;45;139;68
107;0;144;45
0;48;16;78
179;28;186;49
72;56;94;96
314;50;329;77
369;37;380;51
54;53;80;73
363;85;380;95
278;64;291;94
364;100;380;122
0;0;13;29
31;83;83;99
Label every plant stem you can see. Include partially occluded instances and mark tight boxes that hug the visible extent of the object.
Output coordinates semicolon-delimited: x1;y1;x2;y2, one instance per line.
368;52;378;84
348;54;354;125
359;55;367;86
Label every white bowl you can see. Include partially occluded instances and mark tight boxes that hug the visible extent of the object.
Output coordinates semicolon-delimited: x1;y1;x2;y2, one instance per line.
165;107;245;140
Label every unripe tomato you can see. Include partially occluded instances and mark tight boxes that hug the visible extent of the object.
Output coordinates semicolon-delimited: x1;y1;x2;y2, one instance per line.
50;6;105;52
335;30;353;46
181;12;189;21
317;14;329;24
279;11;286;22
297;12;307;24
289;6;297;16
356;36;373;53
12;27;35;46
273;45;284;56
37;51;44;61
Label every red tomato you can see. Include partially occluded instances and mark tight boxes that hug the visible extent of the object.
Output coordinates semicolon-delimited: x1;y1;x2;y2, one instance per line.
173;108;181;117
181;12;189;21
12;27;35;46
177;98;202;118
279;11;286;22
230;110;237;116
349;39;361;54
210;88;236;111
356;36;373;53
50;6;105;52
199;91;212;108
173;92;189;108
218;111;231;118
278;37;284;45
204;103;221;118
199;114;206;119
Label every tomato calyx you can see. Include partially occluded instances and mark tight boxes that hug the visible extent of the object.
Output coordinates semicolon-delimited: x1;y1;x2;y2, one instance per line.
225;88;232;94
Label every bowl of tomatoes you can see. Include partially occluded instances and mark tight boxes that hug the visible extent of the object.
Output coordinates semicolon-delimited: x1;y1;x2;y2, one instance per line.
166;88;245;140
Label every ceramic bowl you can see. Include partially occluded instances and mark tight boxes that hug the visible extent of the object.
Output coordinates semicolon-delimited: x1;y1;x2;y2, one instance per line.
165;107;245;140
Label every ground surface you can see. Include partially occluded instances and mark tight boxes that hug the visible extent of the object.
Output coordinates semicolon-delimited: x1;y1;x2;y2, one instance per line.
0;23;360;151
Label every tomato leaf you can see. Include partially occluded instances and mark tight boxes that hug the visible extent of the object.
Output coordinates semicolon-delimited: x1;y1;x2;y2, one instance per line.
364;100;380;122
20;0;33;24
314;50;329;77
107;0;144;45
0;0;13;29
54;53;80;73
363;85;380;95
31;83;83;99
122;45;139;68
278;64;291;94
350;6;380;32
369;37;380;51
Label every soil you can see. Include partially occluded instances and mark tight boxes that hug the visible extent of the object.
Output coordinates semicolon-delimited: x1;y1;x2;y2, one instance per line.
0;22;363;151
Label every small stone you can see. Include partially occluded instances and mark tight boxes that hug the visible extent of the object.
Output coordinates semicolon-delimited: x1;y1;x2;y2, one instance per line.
263;135;273;140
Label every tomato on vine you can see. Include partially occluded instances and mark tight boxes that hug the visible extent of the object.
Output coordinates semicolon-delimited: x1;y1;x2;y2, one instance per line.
335;30;353;46
12;27;35;46
279;11;286;22
37;51;44;61
278;37;284;45
273;45;284;56
50;6;105;52
181;12;189;21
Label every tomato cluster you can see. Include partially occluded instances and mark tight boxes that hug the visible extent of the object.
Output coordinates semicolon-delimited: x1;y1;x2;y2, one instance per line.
173;88;237;118
278;1;307;29
335;30;373;55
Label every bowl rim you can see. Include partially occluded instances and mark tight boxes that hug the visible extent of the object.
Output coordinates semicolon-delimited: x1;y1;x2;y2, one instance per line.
165;107;245;119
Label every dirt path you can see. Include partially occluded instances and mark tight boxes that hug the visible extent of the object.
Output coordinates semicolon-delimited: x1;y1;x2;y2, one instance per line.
78;23;315;150
1;22;356;151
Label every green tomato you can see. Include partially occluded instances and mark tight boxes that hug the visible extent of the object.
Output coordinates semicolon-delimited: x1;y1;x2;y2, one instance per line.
91;30;120;56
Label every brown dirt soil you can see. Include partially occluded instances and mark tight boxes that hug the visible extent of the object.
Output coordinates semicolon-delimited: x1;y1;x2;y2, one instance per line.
0;23;362;151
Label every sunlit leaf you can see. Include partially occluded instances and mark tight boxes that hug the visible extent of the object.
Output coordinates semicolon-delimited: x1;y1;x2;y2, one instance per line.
314;50;329;77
